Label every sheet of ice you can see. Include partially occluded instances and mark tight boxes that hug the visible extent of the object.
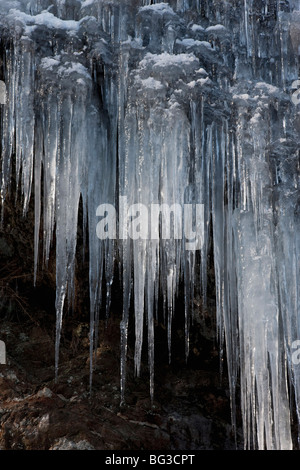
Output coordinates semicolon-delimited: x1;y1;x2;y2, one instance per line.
0;0;299;451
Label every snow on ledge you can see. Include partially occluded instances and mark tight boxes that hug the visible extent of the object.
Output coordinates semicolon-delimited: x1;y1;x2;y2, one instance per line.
139;3;176;15
138;77;165;90
7;8;81;33
176;38;213;49
140;52;199;68
190;24;205;32
206;24;227;33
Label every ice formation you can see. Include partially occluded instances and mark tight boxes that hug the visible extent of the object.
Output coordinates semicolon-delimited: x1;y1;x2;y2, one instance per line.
0;0;299;450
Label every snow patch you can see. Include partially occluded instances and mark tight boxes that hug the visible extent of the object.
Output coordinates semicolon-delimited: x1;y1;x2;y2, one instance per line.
81;0;96;8
140;52;199;69
176;38;213;49
40;57;61;70
139;3;176;15
7;9;80;33
138;77;164;90
206;24;227;33
58;62;91;80
191;24;205;32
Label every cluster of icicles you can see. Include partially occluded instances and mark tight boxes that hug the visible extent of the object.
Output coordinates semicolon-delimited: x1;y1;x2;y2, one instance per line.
0;0;299;449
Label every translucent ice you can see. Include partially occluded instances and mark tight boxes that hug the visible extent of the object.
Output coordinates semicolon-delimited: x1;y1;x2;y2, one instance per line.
0;0;299;450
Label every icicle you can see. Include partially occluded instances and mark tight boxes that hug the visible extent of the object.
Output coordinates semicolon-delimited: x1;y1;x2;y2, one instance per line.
1;0;299;450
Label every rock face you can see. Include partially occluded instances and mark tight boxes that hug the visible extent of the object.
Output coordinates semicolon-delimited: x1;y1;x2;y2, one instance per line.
0;312;241;450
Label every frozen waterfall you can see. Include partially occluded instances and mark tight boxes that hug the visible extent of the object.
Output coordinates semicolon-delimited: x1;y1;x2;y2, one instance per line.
0;0;299;450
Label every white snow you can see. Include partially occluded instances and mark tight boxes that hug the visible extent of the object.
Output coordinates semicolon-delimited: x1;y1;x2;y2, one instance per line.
187;77;211;87
139;3;176;15
81;0;96;8
196;67;208;75
206;24;227;32
255;81;280;94
176;38;213;49
57;62;91;80
140;52;199;69
138;77;164;90
40;57;61;70
191;24;205;32
233;93;251;100
7;9;80;33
